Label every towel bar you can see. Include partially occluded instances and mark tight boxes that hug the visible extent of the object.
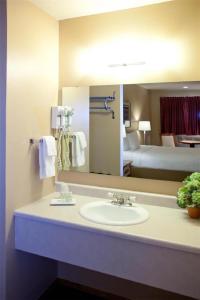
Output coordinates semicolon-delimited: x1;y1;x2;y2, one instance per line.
30;137;58;144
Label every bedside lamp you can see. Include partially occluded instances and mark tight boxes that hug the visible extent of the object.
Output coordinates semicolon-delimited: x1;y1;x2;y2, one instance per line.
138;121;151;145
125;120;131;128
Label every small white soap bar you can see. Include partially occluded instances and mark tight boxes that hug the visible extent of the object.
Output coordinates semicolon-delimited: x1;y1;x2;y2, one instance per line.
50;198;76;206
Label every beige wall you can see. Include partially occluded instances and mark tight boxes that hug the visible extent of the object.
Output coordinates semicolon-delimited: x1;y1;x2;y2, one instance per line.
59;0;200;87
0;1;6;299
150;89;200;145
6;1;59;299
90;85;121;175
124;84;151;144
59;171;181;196
62;87;90;172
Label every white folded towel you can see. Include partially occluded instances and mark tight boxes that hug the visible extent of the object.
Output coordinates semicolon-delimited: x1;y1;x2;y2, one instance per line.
44;136;57;156
77;131;87;150
39;136;57;179
72;132;87;167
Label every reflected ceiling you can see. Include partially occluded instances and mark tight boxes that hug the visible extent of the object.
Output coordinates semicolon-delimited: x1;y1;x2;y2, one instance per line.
138;81;200;91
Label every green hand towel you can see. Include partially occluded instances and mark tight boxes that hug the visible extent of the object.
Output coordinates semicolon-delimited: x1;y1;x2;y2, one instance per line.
61;133;71;171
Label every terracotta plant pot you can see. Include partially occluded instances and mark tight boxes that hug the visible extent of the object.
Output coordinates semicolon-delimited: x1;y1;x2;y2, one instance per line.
187;207;200;219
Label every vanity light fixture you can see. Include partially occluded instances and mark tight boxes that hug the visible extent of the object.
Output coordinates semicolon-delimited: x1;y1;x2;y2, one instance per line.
108;61;146;68
183;86;189;89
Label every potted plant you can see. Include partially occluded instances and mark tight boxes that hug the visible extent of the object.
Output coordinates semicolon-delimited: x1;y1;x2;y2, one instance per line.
177;172;200;218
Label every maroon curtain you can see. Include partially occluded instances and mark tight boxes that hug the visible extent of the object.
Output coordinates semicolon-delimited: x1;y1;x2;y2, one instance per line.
160;96;200;135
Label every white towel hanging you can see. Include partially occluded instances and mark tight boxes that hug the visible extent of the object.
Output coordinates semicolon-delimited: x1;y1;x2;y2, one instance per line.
39;136;57;179
71;132;87;167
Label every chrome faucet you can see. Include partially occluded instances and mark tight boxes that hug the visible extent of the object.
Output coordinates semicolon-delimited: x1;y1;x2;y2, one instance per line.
108;192;136;206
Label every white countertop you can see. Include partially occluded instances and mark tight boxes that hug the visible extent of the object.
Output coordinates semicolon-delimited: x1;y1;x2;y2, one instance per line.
15;190;200;255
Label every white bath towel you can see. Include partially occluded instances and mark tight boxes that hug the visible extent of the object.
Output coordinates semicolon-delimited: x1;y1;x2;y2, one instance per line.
39;136;57;179
72;132;87;167
77;131;87;150
44;136;57;156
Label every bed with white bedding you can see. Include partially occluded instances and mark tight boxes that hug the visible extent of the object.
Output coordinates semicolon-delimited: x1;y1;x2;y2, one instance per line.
123;145;200;172
123;132;200;177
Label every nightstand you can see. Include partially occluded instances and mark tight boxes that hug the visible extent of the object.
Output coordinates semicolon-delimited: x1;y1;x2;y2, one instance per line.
123;160;132;177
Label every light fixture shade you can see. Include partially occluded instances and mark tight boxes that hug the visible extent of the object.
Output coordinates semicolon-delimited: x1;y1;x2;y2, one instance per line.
122;124;126;138
138;121;151;131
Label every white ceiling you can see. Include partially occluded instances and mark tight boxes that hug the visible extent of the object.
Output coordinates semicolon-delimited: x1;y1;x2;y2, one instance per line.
30;0;172;20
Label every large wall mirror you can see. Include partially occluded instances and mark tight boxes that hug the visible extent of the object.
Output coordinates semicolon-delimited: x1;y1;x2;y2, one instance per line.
62;81;200;182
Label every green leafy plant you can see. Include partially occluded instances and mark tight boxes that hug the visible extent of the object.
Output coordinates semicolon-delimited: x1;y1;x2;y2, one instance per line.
177;172;200;208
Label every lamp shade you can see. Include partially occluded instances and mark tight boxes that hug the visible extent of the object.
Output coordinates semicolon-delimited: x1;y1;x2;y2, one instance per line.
125;120;131;128
138;121;151;131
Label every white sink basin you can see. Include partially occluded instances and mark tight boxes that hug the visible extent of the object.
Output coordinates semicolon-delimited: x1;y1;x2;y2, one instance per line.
79;201;149;226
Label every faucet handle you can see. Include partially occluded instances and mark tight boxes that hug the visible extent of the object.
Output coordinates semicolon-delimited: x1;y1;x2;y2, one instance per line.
107;192;114;198
107;192;119;205
124;195;136;206
129;196;136;202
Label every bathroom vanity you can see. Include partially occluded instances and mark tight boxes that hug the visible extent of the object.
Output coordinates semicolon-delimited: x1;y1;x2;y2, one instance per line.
15;184;200;299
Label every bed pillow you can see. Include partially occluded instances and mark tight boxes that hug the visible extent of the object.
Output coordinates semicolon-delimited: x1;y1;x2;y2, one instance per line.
127;131;140;150
123;137;130;151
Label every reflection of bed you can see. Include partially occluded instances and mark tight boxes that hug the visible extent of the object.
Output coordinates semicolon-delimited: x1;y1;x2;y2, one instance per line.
124;145;200;172
123;145;200;181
